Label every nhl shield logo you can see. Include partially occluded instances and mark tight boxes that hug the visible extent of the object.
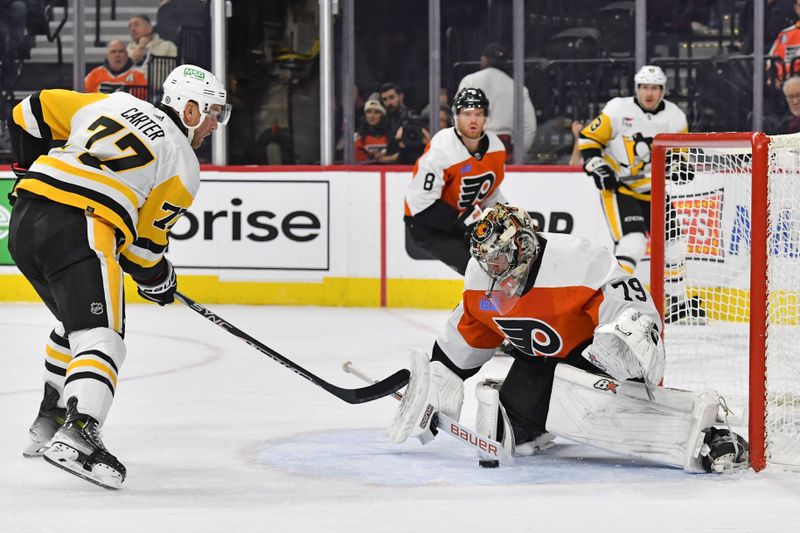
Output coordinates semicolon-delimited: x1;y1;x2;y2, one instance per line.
90;302;104;315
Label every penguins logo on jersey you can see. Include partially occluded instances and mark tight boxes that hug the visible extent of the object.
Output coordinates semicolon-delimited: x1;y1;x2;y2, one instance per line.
622;132;654;175
458;172;495;210
492;317;564;357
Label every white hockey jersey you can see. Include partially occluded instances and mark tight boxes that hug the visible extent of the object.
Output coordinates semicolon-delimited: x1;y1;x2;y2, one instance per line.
579;96;688;196
404;127;506;218
12;89;199;273
436;232;660;371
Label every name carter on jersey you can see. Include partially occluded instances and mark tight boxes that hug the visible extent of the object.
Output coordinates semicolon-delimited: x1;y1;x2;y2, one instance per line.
120;107;166;141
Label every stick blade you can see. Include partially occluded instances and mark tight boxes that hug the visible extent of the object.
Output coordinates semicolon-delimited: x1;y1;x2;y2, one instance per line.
330;368;410;404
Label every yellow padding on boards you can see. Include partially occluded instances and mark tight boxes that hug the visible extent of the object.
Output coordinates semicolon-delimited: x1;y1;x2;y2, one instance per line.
386;278;462;308
0;273;465;308
5;273;800;318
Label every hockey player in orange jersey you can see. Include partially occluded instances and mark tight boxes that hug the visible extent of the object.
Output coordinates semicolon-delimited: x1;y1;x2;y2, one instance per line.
387;204;749;473
404;87;506;274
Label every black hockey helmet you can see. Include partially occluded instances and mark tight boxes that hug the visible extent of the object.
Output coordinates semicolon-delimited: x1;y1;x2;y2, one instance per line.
452;87;489;117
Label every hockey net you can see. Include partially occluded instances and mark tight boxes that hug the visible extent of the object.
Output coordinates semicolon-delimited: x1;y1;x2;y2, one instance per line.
651;132;800;472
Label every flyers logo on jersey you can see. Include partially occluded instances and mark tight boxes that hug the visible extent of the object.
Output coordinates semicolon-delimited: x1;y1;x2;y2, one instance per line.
493;317;563;357
458;172;495;210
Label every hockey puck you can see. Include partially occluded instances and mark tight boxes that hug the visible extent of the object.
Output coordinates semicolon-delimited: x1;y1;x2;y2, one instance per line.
479;459;499;468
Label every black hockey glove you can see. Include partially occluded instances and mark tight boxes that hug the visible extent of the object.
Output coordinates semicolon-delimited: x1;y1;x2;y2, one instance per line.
584;156;618;190
666;159;695;184
11;161;27;180
136;258;177;306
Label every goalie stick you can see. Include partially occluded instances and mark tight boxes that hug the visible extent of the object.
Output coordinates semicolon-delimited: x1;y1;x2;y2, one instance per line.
175;292;410;404
342;361;515;466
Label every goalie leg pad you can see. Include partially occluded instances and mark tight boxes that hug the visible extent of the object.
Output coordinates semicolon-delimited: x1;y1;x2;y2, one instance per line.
546;364;719;472
475;379;515;458
476;379;554;457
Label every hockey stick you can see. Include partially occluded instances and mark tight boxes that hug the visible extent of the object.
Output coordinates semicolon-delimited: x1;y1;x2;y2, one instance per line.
342;360;515;466
175;292;410;404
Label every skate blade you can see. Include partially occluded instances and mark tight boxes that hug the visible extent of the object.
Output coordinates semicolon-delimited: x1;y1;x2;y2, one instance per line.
44;442;123;490
22;441;50;458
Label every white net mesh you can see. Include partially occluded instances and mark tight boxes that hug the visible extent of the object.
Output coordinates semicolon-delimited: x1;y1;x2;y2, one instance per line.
660;135;800;469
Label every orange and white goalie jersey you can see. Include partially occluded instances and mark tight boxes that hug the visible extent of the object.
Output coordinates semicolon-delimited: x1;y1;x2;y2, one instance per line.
12;89;199;273
579;96;688;197
436;232;660;371
404;127;506;218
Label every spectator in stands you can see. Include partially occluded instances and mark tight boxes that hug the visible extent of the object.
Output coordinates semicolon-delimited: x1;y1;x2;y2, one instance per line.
420;87;450;134
779;76;800;132
439;108;453;130
569;120;583;166
740;0;795;54
85;40;148;94
768;0;800;84
127;14;177;67
0;0;28;61
380;82;429;165
457;43;536;162
155;0;209;44
354;98;389;163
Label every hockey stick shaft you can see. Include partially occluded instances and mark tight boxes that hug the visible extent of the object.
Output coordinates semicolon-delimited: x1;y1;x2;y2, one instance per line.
175;292;410;404
342;361;514;465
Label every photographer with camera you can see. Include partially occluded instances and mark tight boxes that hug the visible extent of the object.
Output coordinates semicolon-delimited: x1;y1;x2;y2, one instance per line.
403;87;507;275
379;82;430;164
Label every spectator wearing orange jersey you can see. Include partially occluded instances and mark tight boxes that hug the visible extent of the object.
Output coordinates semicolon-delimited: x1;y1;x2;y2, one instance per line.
85;40;147;94
768;1;800;83
355;99;389;163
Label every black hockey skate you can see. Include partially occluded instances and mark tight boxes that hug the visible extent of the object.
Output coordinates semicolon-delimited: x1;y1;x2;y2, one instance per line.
43;397;126;490
664;296;707;325
700;427;749;473
23;382;66;457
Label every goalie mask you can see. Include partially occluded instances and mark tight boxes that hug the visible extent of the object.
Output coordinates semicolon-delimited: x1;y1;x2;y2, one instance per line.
162;64;231;143
470;204;540;314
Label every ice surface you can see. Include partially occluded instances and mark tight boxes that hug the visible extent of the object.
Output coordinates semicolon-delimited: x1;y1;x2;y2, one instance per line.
1;303;799;532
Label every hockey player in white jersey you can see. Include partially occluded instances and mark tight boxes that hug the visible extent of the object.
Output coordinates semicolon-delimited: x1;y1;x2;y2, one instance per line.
388;203;748;473
7;64;230;489
404;87;507;275
579;65;704;324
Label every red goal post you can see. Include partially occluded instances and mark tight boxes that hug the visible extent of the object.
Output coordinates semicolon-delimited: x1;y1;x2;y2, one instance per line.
651;132;777;472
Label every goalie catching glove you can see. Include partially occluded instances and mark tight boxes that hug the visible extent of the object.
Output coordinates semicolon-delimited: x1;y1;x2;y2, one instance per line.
136;258;177;306
584;156;618;191
387;348;464;444
583;308;665;387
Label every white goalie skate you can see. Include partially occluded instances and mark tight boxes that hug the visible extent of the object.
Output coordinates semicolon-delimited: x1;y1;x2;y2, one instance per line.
43;397;126;490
